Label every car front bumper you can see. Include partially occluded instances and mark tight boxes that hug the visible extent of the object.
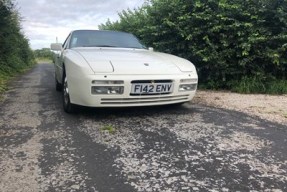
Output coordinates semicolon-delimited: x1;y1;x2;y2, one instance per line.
68;73;198;107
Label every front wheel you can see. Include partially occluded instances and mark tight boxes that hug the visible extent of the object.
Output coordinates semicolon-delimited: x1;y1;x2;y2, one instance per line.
62;75;75;113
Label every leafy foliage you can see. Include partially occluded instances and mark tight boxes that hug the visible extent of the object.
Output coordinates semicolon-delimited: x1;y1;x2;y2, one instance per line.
100;0;287;94
34;48;54;60
0;0;35;94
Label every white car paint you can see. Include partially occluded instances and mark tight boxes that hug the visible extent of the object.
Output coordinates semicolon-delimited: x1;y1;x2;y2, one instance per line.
75;48;196;74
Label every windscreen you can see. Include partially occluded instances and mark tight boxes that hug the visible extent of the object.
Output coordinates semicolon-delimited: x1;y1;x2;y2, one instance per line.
70;30;146;49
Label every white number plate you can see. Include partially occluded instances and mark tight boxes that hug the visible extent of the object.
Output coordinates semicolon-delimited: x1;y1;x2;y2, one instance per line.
131;83;173;94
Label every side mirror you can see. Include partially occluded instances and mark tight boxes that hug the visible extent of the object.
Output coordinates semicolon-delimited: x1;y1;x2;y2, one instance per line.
148;47;154;51
51;43;62;51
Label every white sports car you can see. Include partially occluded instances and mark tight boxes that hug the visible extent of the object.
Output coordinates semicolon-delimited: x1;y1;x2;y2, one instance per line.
51;30;198;113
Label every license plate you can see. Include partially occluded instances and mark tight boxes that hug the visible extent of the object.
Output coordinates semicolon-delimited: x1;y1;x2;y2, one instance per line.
131;83;173;94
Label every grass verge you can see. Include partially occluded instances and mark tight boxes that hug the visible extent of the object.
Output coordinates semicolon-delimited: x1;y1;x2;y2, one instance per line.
36;57;52;64
200;77;287;95
232;78;287;94
0;64;36;101
100;125;116;134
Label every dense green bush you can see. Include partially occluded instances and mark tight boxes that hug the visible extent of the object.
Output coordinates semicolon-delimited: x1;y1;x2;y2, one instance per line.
100;0;287;94
0;0;35;72
0;0;35;93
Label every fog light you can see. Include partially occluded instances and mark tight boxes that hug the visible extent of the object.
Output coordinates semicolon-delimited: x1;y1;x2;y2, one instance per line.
92;80;124;84
179;84;197;91
91;86;124;95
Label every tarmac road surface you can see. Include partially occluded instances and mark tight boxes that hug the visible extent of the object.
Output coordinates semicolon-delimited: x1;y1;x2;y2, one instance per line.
0;63;286;191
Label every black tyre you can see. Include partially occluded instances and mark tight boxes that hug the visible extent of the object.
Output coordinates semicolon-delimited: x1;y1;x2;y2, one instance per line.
62;73;75;113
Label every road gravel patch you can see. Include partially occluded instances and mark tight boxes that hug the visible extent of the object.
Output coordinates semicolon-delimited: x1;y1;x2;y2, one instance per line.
194;90;287;125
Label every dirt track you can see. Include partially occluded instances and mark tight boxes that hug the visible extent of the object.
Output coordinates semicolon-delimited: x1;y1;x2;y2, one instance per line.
0;63;286;191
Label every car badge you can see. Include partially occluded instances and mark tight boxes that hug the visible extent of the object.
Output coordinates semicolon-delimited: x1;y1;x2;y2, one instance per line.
144;63;149;66
151;80;155;84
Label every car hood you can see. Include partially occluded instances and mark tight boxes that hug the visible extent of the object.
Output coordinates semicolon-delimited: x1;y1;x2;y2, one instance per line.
74;48;195;74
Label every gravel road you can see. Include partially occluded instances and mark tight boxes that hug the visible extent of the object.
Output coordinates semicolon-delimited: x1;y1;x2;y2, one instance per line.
193;90;287;125
0;63;286;192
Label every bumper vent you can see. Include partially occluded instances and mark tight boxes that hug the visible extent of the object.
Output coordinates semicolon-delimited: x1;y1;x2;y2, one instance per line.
100;95;189;105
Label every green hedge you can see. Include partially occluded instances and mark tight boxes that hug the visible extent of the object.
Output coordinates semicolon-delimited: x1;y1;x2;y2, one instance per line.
100;0;287;94
0;0;35;94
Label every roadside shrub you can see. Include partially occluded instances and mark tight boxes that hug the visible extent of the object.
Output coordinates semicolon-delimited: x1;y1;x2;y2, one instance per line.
231;76;267;94
34;48;54;61
0;0;35;94
100;0;287;94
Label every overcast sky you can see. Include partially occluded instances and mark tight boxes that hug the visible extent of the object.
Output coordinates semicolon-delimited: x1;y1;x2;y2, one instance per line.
17;0;145;49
